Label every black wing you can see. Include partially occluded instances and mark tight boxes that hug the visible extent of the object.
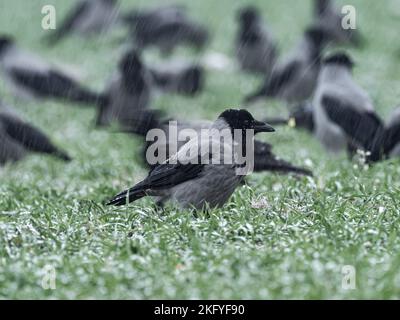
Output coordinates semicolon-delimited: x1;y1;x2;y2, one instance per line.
107;161;204;206
0;113;71;161
322;95;385;160
253;140;312;176
47;0;90;44
244;61;300;103
10;68;104;106
383;122;400;156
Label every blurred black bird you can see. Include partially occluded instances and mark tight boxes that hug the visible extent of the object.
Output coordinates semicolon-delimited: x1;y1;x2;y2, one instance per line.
313;52;375;155
235;6;278;76
0;99;71;164
96;49;152;127
46;0;120;45
313;0;364;47
107;109;276;210
150;62;204;96
0;35;106;107
322;102;400;163
120;109;312;176
97;50;205;126
123;5;209;55
244;26;330;105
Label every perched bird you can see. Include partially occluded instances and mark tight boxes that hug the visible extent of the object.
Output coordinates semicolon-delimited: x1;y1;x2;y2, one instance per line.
244;26;330;105
313;0;363;47
0;36;106;106
121;109;312;176
235;6;278;75
322;102;400;163
123;5;209;55
0;100;71;164
46;0;120;45
96;50;152;127
312;52;375;154
107;109;276;210
150;62;204;96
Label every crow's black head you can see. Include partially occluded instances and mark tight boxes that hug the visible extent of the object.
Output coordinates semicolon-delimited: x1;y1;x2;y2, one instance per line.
305;26;331;49
237;6;260;26
0;35;14;55
219;109;275;134
323;51;355;69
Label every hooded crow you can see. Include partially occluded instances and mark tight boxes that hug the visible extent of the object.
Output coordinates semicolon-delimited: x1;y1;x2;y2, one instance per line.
107;109;276;210
235;6;278;75
121;109;312;177
0;100;71;164
46;0;120;45
123;5;209;55
322;102;400;163
0;36;106;106
95;49;152;126
149;62;204;96
313;0;364;47
312;52;375;154
244;26;330;104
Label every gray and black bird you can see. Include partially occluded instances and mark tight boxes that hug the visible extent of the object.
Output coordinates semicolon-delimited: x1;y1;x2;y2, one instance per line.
46;0;120;45
150;62;204;96
123;5;209;55
244;26;330;105
0;100;71;165
322;102;400;163
0;36;106;106
313;0;363;47
312;52;375;154
96;49;152;127
107;109;276;210
120;109;312;177
235;6;278;76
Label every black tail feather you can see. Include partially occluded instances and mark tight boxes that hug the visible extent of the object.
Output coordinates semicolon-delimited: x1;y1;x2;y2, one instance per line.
107;187;147;206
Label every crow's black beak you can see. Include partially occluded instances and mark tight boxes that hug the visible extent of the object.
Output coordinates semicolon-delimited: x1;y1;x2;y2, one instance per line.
253;120;275;133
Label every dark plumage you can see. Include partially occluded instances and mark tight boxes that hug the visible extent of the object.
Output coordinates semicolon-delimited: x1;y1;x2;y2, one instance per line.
46;0;120;45
0;101;71;164
244;26;330;104
96;50;152;127
0;36;106;106
313;0;364;47
120;109;312;177
322;102;400;163
235;6;278;75
150;63;204;96
123;5;209;55
107;109;276;210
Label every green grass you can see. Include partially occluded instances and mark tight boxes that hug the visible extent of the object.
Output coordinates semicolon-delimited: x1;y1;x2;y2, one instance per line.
1;0;400;299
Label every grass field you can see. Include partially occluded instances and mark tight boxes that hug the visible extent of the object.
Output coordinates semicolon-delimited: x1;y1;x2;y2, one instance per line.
1;0;400;299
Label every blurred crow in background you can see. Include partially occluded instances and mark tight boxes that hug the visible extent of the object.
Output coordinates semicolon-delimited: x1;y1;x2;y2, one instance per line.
123;5;209;55
107;109;275;210
235;6;278;76
0;36;106;107
150;62;204;96
46;0;120;45
313;52;375;155
244;26;330;105
0;99;71;164
96;49;152;126
322;102;400;163
313;0;364;47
